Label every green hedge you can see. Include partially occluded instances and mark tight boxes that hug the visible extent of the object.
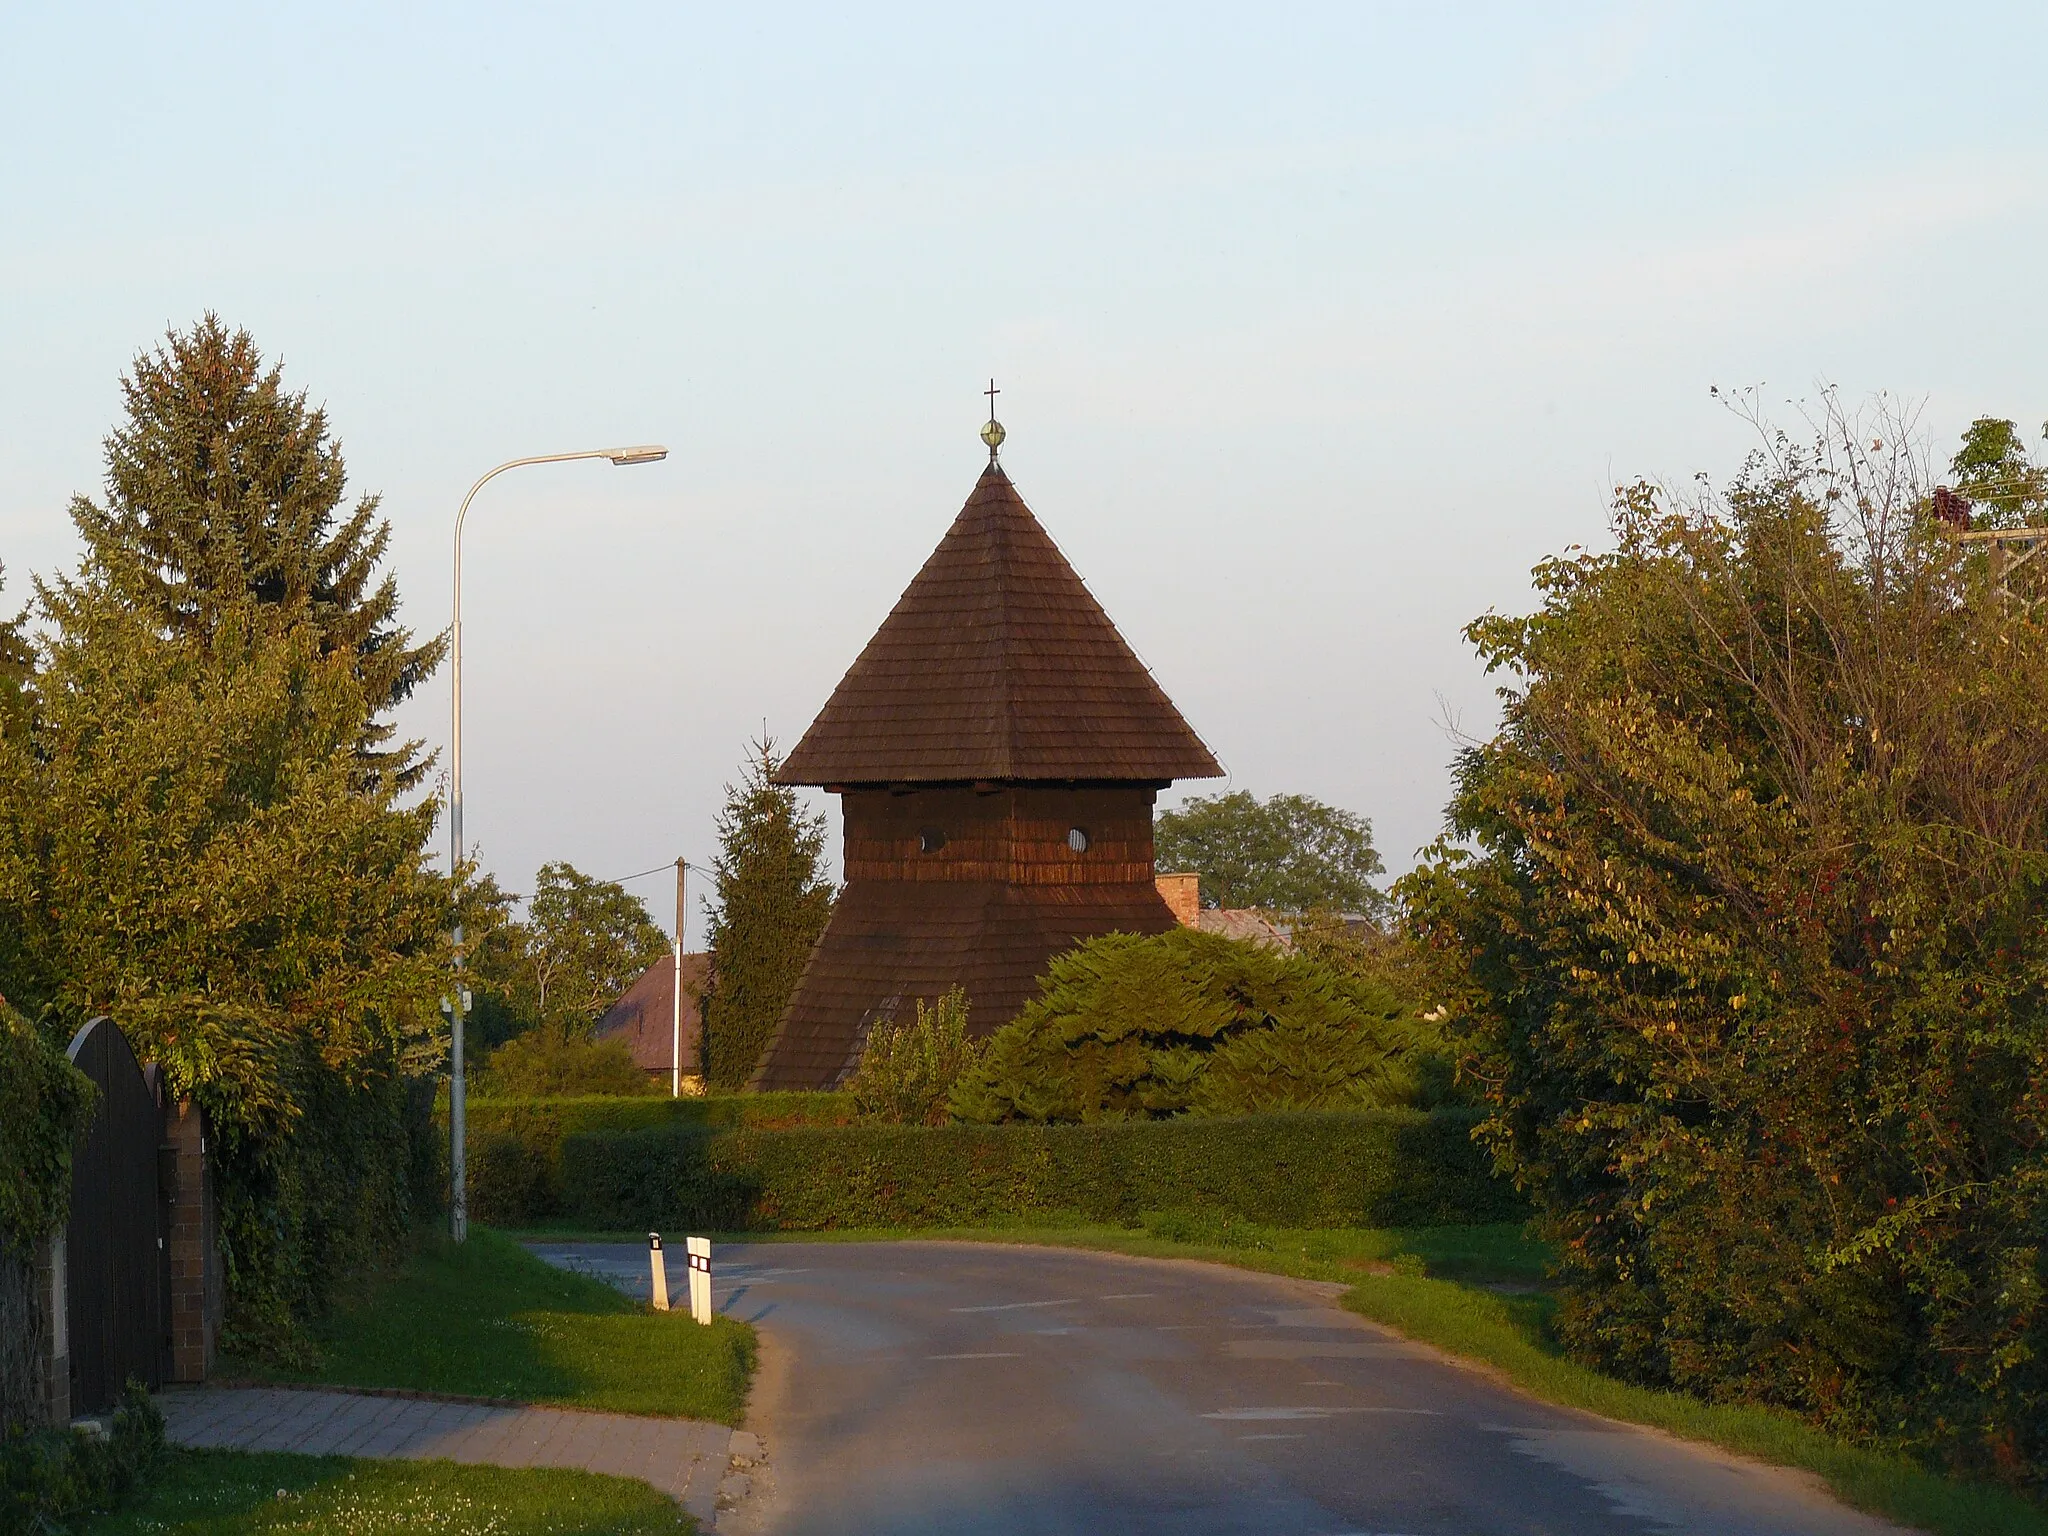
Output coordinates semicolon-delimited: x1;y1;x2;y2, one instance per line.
495;1109;1523;1231
461;1093;853;1225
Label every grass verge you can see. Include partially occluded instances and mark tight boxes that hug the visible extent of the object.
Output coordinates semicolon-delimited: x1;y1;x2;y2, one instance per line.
221;1226;753;1423
513;1217;2046;1536
82;1448;695;1535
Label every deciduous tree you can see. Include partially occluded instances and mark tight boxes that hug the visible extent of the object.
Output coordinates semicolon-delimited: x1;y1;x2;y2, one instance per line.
1405;396;2048;1484
514;862;671;1041
1949;415;2048;528
0;584;448;1349
1154;790;1385;915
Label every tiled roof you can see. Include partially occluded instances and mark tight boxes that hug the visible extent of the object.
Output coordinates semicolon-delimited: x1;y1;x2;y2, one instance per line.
1196;909;1292;950
776;463;1222;786
751;879;1179;1090
593;952;711;1076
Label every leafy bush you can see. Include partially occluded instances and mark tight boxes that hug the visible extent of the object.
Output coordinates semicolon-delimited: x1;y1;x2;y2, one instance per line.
951;928;1444;1123
1404;404;2048;1485
848;988;983;1125
549;1110;1522;1232
479;1034;656;1098
0;1380;164;1530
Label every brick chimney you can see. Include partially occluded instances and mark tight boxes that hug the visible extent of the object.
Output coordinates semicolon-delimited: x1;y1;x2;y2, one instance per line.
1155;872;1201;928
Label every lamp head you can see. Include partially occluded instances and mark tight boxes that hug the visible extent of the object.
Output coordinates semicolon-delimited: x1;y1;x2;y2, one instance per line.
607;445;669;466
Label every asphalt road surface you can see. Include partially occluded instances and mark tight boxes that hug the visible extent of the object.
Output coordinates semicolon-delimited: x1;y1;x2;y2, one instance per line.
529;1240;1912;1536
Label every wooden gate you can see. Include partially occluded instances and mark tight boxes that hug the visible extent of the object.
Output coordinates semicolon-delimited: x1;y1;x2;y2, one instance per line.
65;1017;168;1414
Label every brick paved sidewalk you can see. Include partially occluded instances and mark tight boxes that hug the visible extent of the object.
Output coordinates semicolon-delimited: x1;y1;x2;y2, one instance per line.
158;1387;737;1528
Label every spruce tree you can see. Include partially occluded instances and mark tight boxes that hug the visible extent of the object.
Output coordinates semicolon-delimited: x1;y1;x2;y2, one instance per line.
702;738;834;1089
47;314;443;786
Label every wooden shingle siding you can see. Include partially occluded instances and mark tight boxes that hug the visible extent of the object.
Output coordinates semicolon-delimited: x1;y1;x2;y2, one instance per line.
840;786;1158;886
752;877;1179;1091
775;464;1222;787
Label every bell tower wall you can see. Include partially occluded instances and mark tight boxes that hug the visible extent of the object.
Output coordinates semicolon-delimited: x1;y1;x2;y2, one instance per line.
840;786;1159;886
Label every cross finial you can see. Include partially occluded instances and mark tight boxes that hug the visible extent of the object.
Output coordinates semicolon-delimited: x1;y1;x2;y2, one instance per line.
980;378;1006;462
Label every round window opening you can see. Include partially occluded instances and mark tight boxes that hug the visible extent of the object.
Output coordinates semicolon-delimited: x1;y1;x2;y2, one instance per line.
1066;826;1091;854
919;827;946;854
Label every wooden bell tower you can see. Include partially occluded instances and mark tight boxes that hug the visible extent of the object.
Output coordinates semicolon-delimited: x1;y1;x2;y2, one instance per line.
752;445;1222;1090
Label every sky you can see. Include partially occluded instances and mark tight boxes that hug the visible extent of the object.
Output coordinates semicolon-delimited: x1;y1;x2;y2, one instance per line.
3;2;2045;945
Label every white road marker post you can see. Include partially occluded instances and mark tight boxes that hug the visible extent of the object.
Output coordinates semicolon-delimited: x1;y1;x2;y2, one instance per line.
648;1232;670;1311
687;1236;713;1325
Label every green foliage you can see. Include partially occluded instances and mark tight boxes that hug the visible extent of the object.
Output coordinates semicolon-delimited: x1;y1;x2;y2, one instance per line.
1154;789;1386;914
458;864;669;1064
460;1094;854;1225
1404;399;2048;1486
0;588;449;1353
847;988;984;1125
479;1034;656;1098
3;450;449;1353
541;1110;1520;1232
244;1227;755;1425
54;314;442;789
702;738;833;1089
0;1008;94;1254
451;872;532;1054
1;1380;165;1531
514;864;671;1043
91;1450;698;1536
0;324;452;1353
1950;416;2048;530
951;928;1439;1123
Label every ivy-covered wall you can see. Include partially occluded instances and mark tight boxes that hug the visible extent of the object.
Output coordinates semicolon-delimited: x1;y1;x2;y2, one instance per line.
0;1013;94;1432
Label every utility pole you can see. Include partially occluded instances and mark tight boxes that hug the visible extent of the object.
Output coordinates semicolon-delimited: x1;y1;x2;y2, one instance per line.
684;860;700;1097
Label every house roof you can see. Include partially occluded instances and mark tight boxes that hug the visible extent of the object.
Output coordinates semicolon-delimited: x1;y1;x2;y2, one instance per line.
775;463;1223;787
593;952;711;1076
1196;908;1292;950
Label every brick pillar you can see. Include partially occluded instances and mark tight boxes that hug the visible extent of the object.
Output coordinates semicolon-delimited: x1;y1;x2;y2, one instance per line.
163;1100;217;1384
37;1235;68;1425
1155;871;1201;928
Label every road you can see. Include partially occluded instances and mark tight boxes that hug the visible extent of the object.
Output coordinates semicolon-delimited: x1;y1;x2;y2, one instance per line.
528;1239;1913;1536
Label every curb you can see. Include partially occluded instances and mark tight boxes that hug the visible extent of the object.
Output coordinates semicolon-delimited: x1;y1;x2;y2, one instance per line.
184;1378;727;1423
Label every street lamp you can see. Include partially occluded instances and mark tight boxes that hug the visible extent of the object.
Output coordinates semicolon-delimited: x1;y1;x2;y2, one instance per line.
447;445;669;1242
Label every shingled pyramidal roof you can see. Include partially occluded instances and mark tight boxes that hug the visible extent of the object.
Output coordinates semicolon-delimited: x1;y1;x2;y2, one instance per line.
776;463;1222;786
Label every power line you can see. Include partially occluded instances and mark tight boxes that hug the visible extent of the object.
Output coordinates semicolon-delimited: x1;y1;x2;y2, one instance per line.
605;858;706;886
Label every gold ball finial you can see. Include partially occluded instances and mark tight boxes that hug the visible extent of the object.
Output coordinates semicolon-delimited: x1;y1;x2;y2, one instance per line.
982;378;1004;461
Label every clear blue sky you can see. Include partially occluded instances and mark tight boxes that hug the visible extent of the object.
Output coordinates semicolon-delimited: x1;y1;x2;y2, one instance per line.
4;3;2044;942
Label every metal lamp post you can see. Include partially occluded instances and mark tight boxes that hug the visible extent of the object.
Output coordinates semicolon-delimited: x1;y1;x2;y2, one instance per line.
448;445;668;1242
